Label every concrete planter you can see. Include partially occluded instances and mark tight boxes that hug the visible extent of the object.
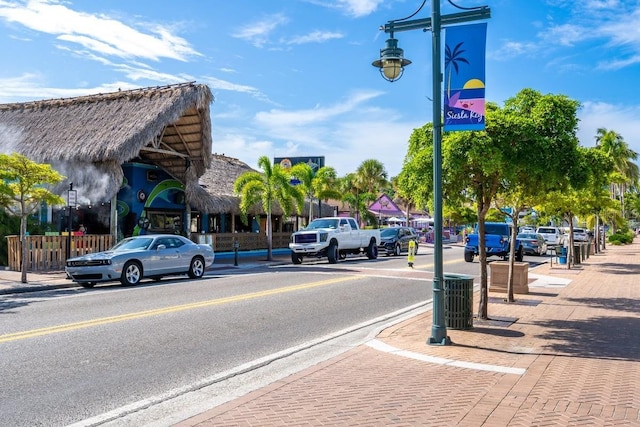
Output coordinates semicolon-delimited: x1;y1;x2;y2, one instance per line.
489;261;529;294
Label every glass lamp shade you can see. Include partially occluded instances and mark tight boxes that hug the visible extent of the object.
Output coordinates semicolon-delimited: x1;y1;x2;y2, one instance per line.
372;37;411;82
382;59;402;81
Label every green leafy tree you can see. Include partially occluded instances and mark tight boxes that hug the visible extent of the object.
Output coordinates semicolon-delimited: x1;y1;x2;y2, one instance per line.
492;89;581;300
233;156;304;261
354;159;388;195
289;163;342;222
289;163;316;223
400;89;582;317
595;128;639;224
339;173;377;226
312;166;342;216
396;123;434;212
0;153;65;283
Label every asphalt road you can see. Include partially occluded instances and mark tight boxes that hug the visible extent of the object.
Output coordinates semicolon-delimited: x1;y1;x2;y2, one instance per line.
0;245;550;426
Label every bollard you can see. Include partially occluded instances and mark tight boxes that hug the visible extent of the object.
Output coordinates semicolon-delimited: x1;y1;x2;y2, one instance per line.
234;239;239;266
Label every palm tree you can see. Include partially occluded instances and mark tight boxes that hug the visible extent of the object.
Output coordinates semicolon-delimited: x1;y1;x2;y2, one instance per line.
595;128;639;218
289;164;343;222
312;166;342;217
289;162;316;222
340;173;377;226
445;41;469;99
234;156;304;261
355;159;388;195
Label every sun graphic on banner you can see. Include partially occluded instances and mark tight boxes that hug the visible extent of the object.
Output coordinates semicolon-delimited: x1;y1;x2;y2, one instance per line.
463;79;485;89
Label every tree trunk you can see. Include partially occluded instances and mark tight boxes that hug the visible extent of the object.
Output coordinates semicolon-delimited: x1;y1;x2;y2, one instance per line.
266;205;273;261
477;208;489;320
20;214;28;284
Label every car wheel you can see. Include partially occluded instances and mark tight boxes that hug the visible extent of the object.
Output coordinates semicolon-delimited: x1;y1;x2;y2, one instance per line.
464;251;474;263
120;261;142;286
188;256;205;279
394;244;402;256
291;252;303;265
81;282;95;288
366;239;378;259
327;241;339;264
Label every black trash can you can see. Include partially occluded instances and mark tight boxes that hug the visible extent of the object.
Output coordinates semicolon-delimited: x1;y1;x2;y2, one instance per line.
573;245;581;265
444;274;474;330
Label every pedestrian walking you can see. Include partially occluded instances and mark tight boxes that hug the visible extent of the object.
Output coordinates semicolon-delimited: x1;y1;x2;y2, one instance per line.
407;239;416;268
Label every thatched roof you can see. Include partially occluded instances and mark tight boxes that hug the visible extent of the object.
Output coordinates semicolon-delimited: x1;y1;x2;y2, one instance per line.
197;154;253;214
0;82;213;208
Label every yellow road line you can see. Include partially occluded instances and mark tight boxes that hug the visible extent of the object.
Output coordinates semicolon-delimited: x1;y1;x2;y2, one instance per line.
0;275;360;343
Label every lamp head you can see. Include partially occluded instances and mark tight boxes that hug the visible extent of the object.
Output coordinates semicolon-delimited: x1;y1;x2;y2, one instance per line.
372;37;411;82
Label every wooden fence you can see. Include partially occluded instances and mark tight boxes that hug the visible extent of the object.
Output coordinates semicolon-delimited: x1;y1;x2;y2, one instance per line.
5;232;292;272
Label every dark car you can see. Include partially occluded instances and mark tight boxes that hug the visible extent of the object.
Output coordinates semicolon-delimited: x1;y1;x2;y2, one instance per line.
65;234;215;288
516;232;548;256
379;227;419;256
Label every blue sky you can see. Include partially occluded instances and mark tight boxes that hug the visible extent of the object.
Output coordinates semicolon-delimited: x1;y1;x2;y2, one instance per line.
0;0;638;178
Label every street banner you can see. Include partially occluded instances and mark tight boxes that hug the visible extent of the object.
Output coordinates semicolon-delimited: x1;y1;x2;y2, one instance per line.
444;23;487;132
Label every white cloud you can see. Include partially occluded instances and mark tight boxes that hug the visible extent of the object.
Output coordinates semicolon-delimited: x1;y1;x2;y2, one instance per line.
0;0;200;61
0;73;138;102
232;13;288;48
306;0;384;18
337;0;384;17
285;30;344;45
255;90;383;127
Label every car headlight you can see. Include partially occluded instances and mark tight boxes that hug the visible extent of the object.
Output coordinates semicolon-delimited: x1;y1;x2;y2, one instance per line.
319;232;328;242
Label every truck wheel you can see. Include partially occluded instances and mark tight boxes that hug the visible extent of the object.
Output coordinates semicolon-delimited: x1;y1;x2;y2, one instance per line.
464;251;474;263
366;239;378;259
327;241;339;264
516;248;523;262
291;252;303;264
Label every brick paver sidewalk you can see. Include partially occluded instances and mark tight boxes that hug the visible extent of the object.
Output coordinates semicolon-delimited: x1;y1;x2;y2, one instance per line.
177;240;640;426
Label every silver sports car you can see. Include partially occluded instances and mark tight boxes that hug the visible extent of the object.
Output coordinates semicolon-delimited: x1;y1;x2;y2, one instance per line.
65;234;215;288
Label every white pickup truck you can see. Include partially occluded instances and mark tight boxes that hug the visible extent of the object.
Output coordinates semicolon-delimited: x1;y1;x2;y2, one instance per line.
289;217;381;264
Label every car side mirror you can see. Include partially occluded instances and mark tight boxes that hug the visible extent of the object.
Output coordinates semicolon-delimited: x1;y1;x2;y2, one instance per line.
157;244;166;250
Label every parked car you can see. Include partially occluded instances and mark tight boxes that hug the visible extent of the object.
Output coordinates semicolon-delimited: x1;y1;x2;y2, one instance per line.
516;233;548;256
535;226;563;246
379;227;419;256
565;227;590;242
519;226;536;234
65;234;215;288
464;222;523;262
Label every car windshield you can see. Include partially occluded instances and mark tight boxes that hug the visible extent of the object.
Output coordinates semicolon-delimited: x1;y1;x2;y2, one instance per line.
111;237;154;251
381;228;399;237
306;219;339;230
537;228;555;234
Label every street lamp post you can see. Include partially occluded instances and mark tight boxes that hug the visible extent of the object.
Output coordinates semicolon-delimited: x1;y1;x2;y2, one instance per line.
66;183;77;260
373;1;490;345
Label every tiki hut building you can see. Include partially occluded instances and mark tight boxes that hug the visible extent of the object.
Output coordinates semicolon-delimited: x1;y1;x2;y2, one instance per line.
0;82;215;238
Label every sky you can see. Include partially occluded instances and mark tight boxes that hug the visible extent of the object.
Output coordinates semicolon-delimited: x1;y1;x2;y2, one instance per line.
0;0;639;179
